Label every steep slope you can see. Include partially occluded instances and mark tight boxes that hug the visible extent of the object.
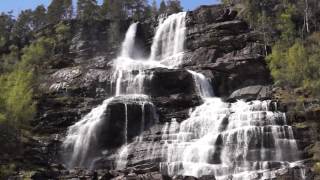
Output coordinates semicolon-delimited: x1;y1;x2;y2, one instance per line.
24;5;317;180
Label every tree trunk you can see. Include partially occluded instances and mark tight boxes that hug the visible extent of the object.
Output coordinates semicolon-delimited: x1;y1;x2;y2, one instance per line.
305;0;310;33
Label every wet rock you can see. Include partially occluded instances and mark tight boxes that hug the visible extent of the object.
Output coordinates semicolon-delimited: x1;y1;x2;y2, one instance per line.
98;96;157;149
228;85;272;101
145;68;197;97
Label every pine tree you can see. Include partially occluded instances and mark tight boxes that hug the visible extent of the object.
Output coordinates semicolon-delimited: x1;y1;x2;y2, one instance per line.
47;0;73;24
101;0;112;19
0;12;14;51
31;5;47;30
131;0;149;20
166;0;183;14
47;0;65;24
159;0;167;15
12;9;33;42
64;0;73;19
107;0;127;20
151;0;158;18
77;0;100;21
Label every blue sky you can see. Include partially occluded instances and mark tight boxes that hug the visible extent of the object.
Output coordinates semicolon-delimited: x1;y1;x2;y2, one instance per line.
0;0;219;16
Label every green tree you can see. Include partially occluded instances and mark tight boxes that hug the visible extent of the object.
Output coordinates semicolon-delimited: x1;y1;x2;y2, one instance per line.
31;5;47;30
77;0;100;21
47;0;73;24
19;37;55;71
159;0;167;15
55;22;72;53
11;9;34;47
277;4;297;44
166;0;183;14
130;0;149;20
100;0;112;18
0;12;14;51
151;0;158;18
110;0;127;20
2;70;36;126
1;45;19;72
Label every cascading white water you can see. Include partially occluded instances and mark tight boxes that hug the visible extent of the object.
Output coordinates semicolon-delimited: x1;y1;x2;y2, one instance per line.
62;98;114;168
188;70;214;98
63;13;189;168
62;10;305;179
150;12;187;67
62;23;142;168
120;23;138;58
114;94;159;169
159;98;302;180
112;12;187;96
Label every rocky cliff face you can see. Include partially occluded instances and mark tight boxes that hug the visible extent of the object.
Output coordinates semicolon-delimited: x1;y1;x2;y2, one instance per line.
23;4;318;180
34;5;271;134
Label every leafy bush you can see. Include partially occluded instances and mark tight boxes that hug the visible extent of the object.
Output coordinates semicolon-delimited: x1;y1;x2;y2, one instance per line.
267;32;320;96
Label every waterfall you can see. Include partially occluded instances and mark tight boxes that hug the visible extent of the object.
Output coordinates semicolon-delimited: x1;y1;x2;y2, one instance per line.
62;23;142;168
159;98;302;180
62;98;114;168
120;23;138;58
62;13;187;168
61;10;305;179
150;12;187;67
188;70;214;98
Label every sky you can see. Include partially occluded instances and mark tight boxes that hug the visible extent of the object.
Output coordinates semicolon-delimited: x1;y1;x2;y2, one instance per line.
0;0;219;17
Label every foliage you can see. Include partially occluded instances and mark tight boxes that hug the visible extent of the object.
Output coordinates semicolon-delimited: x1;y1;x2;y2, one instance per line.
19;37;55;71
267;32;320;96
101;0;154;20
0;12;15;51
159;0;167;15
31;5;47;30
47;0;72;24
0;113;6;124
166;0;183;14
0;45;19;72
55;22;72;53
77;0;100;21
0;164;16;179
0;70;36;126
277;4;297;43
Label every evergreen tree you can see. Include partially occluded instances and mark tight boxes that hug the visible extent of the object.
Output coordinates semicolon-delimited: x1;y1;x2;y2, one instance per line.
131;0;149;20
47;0;73;24
109;0;127;20
12;9;33;45
64;0;73;19
31;5;47;30
151;0;158;18
47;0;65;24
0;12;15;51
100;0;112;18
159;0;167;15
77;0;100;21
166;0;183;14
1;45;19;72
